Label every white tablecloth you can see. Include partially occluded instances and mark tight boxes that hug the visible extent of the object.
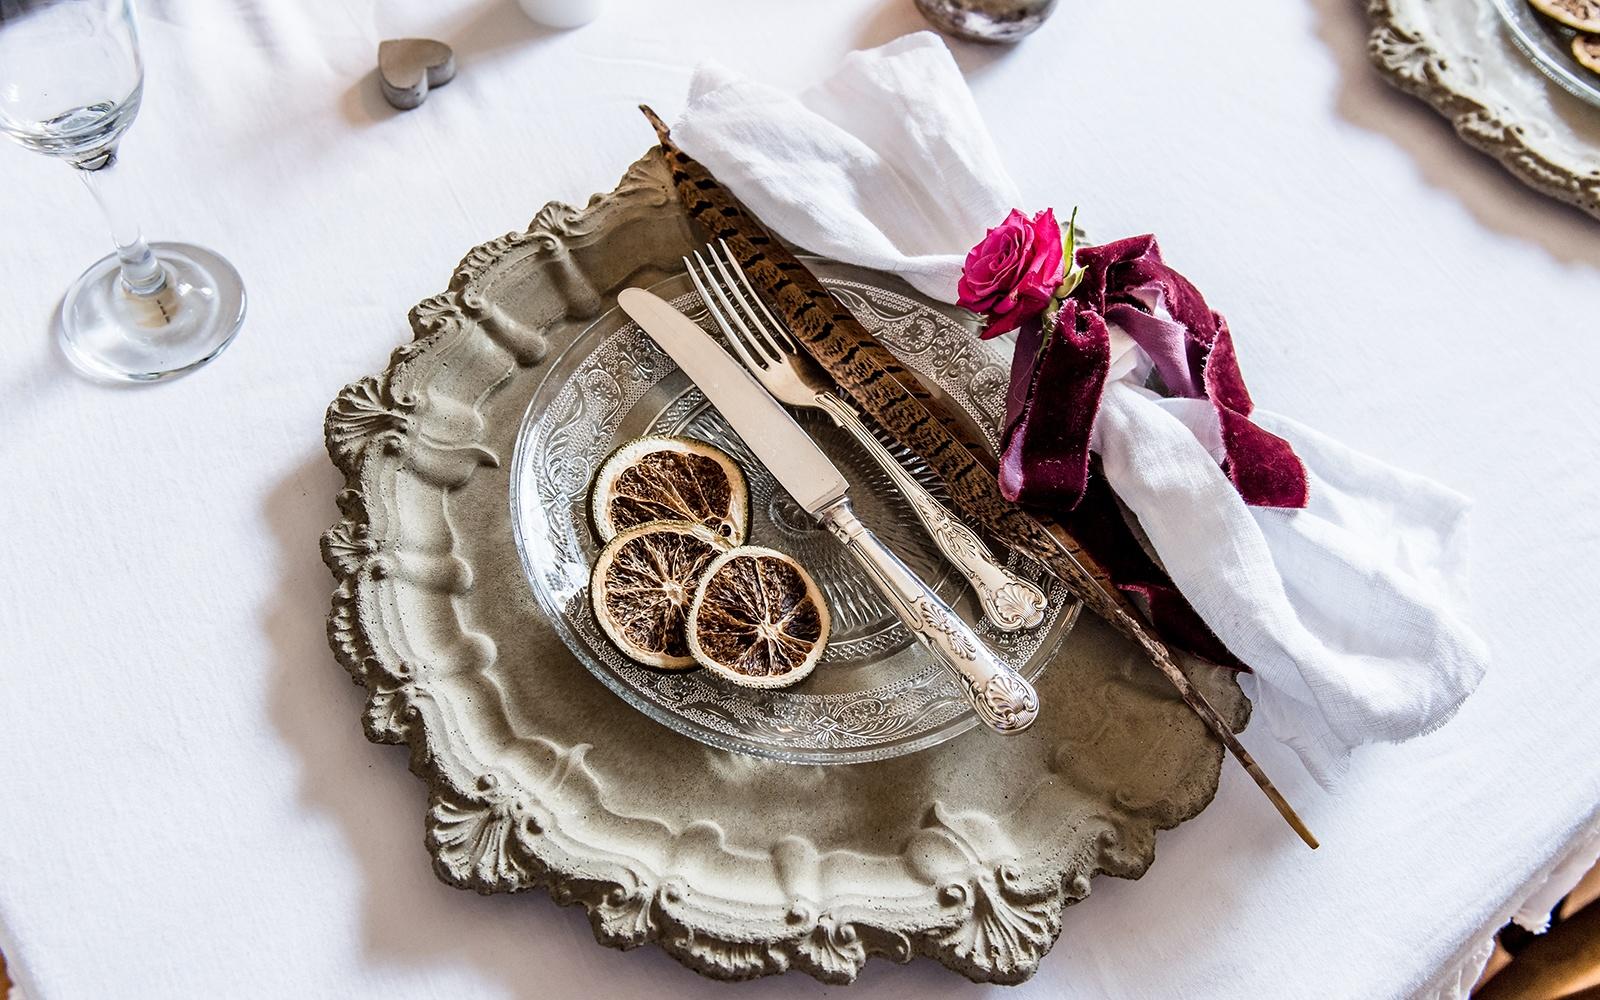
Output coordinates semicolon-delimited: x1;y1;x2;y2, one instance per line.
3;1;1599;997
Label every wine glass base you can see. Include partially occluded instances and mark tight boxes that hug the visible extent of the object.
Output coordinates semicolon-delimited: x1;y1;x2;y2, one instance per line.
59;241;246;382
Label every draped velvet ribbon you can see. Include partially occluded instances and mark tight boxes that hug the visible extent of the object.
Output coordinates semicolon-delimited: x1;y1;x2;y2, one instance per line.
998;235;1310;668
1001;234;1309;511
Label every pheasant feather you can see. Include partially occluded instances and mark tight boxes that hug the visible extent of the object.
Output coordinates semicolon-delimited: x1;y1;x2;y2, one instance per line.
641;106;1314;848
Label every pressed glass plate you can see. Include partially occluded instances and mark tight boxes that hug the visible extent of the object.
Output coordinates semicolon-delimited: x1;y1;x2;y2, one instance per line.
509;261;1077;764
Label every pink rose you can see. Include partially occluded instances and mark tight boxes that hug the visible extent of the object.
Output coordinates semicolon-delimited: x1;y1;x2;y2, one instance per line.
957;208;1066;339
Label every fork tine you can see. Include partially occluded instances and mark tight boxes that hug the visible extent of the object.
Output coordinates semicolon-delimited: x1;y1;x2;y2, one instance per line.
700;246;771;364
693;248;780;367
685;252;769;373
718;239;803;356
710;242;793;362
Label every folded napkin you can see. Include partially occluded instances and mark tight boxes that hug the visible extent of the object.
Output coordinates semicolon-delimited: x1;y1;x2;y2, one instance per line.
672;31;1489;787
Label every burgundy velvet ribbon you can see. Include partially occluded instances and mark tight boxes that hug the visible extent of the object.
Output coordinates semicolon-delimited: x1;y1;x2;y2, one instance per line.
996;234;1310;669
999;234;1310;511
998;299;1108;507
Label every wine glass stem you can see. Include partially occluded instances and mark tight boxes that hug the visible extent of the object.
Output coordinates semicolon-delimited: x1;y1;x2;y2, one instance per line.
75;155;167;297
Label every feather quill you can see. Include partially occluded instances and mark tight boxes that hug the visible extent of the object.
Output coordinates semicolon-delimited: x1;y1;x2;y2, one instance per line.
641;106;1314;848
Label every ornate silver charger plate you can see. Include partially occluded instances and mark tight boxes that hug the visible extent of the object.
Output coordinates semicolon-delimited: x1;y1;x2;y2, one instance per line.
1368;0;1600;218
321;152;1247;985
511;268;1074;764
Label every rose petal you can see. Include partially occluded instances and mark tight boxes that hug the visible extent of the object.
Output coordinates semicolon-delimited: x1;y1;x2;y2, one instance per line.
959;207;1062;322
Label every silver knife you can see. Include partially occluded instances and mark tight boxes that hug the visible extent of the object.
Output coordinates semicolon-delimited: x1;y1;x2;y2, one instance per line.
617;287;1040;735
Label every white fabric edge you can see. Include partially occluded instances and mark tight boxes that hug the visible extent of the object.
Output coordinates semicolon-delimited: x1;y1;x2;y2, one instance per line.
1416;804;1600;999
1512;823;1600;934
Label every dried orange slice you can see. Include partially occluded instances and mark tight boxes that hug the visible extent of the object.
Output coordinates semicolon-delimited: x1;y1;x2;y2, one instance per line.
687;546;830;689
1575;33;1600;74
591;521;730;670
1531;0;1600;32
590;436;749;544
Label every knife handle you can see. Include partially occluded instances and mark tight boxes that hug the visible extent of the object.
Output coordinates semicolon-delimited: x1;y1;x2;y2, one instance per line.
813;393;1049;632
819;497;1040;734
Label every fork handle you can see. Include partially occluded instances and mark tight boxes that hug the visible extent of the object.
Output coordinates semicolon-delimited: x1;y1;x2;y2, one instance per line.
818;497;1039;734
813;393;1049;632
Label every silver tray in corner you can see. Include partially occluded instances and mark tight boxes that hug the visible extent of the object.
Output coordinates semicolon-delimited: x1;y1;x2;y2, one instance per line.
1368;0;1600;219
320;150;1247;986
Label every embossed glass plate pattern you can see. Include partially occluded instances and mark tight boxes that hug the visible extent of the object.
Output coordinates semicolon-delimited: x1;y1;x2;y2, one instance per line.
510;262;1077;764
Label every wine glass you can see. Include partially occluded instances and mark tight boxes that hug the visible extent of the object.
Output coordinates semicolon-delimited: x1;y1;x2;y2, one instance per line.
0;0;245;381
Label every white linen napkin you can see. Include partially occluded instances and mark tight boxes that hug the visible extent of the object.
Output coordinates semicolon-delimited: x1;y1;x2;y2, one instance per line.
672;31;1489;787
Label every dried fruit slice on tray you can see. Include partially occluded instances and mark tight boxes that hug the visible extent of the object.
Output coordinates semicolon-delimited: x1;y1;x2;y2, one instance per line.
1529;0;1600;33
591;521;731;669
688;546;830;689
1575;33;1600;74
591;436;750;544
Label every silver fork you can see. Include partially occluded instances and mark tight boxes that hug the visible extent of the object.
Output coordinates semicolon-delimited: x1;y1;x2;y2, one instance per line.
685;241;1049;632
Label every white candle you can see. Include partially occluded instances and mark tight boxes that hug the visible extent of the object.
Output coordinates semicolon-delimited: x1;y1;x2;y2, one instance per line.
516;0;604;29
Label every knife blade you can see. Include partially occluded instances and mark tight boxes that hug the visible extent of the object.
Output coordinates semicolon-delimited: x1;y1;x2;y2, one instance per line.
617;287;848;515
617;286;1040;735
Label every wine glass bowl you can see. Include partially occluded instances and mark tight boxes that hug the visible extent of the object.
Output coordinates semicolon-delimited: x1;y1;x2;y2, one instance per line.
6;95;141;168
0;0;245;381
0;0;142;166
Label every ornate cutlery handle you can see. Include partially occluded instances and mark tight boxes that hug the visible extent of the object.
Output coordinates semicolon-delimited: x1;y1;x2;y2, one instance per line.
818;497;1039;734
813;393;1048;632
